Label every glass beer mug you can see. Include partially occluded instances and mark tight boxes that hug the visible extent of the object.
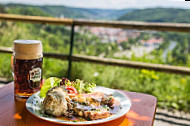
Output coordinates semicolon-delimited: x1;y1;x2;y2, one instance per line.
13;40;43;100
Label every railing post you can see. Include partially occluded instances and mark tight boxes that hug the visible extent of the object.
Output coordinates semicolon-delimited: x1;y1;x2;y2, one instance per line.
67;24;75;79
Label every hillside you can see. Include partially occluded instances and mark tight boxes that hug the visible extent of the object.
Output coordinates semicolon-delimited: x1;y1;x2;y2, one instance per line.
4;4;190;22
39;6;135;20
118;8;190;23
4;4;136;20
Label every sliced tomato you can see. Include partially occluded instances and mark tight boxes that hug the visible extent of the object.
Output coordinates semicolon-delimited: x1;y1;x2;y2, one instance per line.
65;86;78;97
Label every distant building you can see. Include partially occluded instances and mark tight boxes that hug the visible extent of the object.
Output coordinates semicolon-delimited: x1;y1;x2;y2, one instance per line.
140;38;163;48
83;27;140;43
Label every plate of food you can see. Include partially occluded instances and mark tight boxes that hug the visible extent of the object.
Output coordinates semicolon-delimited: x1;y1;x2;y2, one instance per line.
26;77;131;125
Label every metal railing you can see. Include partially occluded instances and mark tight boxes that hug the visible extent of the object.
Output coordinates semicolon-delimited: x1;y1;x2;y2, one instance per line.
0;13;190;78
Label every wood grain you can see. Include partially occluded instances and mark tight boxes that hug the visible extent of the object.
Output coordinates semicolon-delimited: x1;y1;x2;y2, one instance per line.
0;82;157;126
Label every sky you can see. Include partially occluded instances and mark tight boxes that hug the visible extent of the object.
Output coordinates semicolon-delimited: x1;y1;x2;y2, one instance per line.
0;0;189;9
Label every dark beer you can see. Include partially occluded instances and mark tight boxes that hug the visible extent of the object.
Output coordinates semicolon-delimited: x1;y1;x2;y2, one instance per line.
13;40;43;100
14;58;43;98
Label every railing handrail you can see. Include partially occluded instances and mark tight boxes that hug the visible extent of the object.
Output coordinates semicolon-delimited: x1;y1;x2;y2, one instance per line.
1;47;190;75
0;13;190;32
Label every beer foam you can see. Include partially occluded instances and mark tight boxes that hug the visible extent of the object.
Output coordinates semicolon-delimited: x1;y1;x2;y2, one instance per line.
13;40;43;60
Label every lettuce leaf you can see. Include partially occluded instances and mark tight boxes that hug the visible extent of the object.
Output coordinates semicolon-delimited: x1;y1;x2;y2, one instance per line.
84;82;96;93
65;79;96;94
40;77;96;98
40;77;61;98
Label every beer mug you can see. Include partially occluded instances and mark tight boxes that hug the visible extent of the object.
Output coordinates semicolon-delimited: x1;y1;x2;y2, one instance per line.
13;40;43;100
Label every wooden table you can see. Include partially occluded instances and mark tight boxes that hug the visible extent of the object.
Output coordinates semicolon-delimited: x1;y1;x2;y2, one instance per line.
0;82;157;126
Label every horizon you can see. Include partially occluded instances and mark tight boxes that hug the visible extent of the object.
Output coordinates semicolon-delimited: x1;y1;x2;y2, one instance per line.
0;0;189;9
2;3;190;10
3;3;190;10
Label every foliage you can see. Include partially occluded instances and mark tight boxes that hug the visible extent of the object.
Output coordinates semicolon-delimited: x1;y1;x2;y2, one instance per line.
0;4;5;13
5;4;136;20
118;8;190;23
6;6;51;17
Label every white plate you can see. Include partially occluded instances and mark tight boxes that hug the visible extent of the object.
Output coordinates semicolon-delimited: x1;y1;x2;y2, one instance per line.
26;86;131;125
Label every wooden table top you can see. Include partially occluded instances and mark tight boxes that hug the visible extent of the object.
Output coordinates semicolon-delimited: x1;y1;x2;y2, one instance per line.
0;82;157;126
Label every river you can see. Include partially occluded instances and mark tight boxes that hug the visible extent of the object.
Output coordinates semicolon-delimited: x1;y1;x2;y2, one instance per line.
162;41;177;62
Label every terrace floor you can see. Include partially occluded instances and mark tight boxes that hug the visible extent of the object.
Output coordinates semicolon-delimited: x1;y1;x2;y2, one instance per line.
154;109;190;126
0;83;189;126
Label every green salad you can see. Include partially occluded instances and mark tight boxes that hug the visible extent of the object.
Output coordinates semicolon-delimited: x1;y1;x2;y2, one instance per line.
40;77;96;98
